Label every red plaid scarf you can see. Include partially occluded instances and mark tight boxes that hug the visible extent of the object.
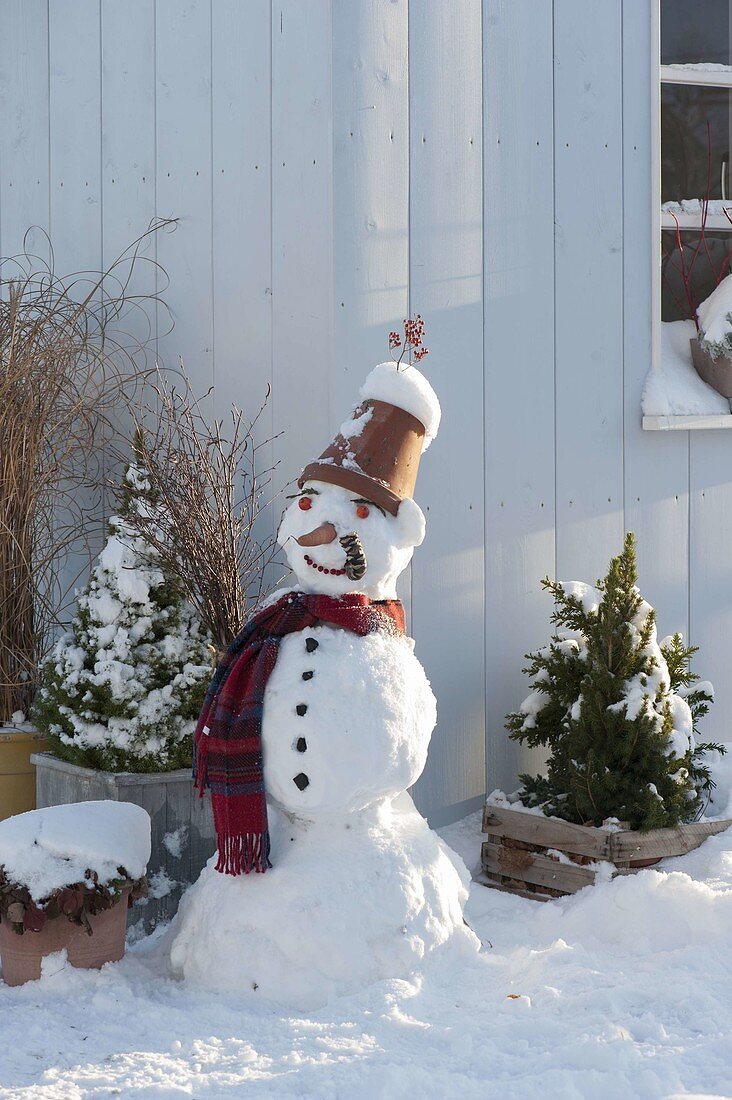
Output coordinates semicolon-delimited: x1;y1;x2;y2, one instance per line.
194;591;406;875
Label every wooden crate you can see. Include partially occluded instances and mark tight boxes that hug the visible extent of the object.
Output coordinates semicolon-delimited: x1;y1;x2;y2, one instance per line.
481;803;732;900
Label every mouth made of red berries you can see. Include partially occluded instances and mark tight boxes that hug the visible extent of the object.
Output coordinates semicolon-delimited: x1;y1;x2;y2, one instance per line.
303;554;346;576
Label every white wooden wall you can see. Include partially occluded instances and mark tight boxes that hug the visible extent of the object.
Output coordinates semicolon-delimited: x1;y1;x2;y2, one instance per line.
2;0;729;825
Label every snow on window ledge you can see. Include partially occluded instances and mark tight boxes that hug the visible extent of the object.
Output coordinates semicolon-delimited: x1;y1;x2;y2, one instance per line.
661;199;732;218
663;62;732;73
642;320;732;431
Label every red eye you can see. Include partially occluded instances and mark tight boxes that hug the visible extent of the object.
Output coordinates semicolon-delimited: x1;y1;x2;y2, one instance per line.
299;496;312;511
356;504;369;519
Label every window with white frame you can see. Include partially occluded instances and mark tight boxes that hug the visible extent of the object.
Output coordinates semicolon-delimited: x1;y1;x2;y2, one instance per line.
644;0;732;425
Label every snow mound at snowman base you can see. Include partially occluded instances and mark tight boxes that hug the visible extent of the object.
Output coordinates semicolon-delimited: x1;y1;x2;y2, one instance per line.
169;799;479;1009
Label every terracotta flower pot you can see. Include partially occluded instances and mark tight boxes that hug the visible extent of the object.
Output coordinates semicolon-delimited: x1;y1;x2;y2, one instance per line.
689;336;732;398
0;887;130;986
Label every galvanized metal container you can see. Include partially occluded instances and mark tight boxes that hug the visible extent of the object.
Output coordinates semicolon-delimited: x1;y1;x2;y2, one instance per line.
32;753;216;931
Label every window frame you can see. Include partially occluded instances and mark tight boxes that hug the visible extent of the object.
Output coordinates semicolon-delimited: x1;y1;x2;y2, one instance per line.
645;1;732;430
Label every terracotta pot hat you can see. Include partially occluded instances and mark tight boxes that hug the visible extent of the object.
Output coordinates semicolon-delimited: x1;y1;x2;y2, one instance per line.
299;362;441;515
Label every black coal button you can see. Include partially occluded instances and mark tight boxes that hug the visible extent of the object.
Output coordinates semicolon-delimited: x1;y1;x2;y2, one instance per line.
293;772;309;791
296;737;307;753
302;670;314;681
296;703;308;717
305;637;319;653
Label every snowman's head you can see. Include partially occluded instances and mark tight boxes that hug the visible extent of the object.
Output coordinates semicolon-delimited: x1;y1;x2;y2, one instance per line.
277;481;425;600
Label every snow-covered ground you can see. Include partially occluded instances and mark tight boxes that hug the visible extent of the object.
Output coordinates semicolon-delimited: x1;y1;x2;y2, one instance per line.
2;783;732;1098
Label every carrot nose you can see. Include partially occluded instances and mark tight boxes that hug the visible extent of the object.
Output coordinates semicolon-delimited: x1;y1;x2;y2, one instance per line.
297;522;337;547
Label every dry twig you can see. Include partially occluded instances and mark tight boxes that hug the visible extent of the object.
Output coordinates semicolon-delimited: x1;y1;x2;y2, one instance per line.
0;222;172;721
117;369;282;653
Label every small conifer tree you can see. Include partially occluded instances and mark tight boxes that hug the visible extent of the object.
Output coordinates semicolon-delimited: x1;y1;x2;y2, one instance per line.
507;533;724;830
34;434;213;772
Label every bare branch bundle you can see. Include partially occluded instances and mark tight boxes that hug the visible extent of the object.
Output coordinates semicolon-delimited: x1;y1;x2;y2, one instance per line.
0;222;173;722
119;369;282;653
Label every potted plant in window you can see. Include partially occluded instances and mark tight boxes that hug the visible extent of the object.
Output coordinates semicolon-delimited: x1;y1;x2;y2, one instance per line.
661;137;732;400
484;533;731;899
690;273;732;397
0;800;149;985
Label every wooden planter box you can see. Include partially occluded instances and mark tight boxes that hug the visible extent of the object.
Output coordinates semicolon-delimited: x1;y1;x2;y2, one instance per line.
482;803;732;901
0;726;47;822
32;753;215;930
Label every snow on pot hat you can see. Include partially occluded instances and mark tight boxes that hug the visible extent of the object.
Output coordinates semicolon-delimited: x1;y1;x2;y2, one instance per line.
298;329;440;515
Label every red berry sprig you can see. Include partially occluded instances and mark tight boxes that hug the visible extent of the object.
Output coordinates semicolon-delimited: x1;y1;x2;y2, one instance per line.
389;315;429;369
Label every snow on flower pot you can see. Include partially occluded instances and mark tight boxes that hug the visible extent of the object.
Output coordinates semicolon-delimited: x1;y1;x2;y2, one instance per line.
0;723;47;823
689;337;732;398
0;801;149;986
481;802;732;900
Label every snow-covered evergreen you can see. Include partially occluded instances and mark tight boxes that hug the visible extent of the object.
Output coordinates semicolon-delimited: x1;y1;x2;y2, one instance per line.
34;450;213;773
506;533;723;830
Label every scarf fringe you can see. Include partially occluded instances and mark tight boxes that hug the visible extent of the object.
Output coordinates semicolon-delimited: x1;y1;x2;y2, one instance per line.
215;831;272;876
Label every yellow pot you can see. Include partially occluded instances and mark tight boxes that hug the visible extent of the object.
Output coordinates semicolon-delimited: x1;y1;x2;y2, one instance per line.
0;728;47;822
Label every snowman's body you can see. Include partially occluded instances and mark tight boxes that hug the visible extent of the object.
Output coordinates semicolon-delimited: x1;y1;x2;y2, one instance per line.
169;363;479;1007
261;617;435;814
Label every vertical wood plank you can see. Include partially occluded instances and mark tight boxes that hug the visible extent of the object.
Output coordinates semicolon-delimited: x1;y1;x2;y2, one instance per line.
622;0;690;640
271;0;333;493
331;0;411;615
483;0;556;794
553;0;625;582
331;0;409;412
48;0;104;585
682;13;732;751
101;0;156;308
689;447;732;745
48;0;102;272
211;1;276;589
189;782;216;882
119;779;168;927
0;0;50;259
100;0;157;509
155;0;213;397
409;0;485;821
211;1;272;424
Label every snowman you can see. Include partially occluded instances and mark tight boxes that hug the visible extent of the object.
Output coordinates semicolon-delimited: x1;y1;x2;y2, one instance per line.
169;360;478;1008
